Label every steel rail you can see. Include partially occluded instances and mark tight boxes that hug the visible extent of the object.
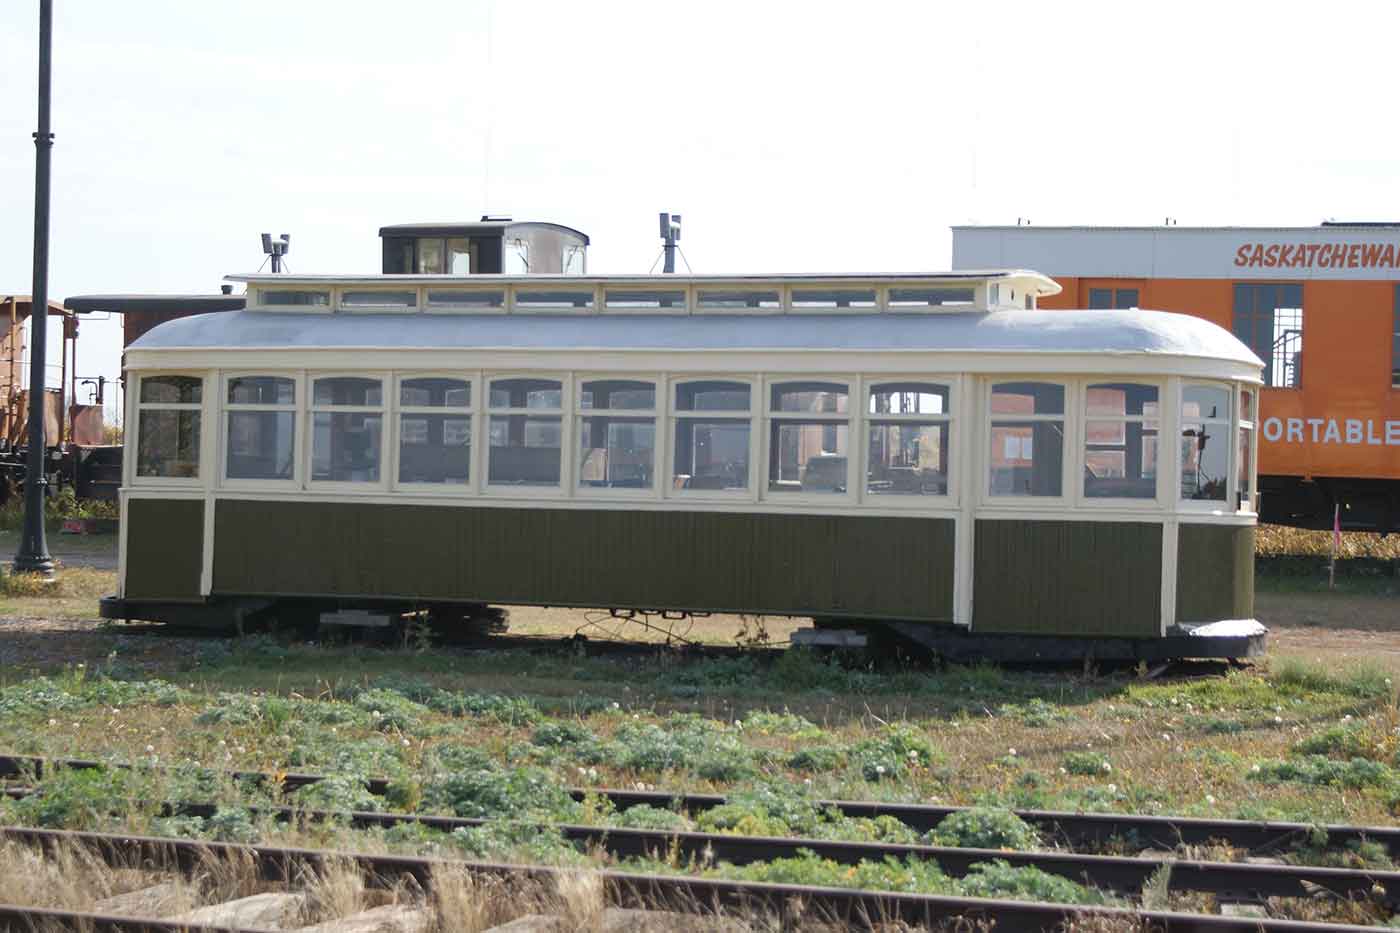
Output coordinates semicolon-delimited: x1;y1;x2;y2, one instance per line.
0;825;1388;933
2;786;1395;906
0;903;272;933
4;753;1398;858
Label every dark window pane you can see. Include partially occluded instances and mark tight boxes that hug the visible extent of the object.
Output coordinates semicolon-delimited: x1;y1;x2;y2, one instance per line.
490;378;562;409
769;422;848;493
399;415;470;484
991;382;1064;416
887;287;975;307
790;288;877;308
312;412;382;482
988;421;1063;496
227;411;294;479
770;381;848;413
401;378;470;408
137;410;200;478
488;415;561;485
1088;288;1113;309
579;417;654;488
514;289;595;310
1181;385;1230;421
675;381;749;412
1181;424;1228;501
261;290;329;307
867;423;948;496
580;380;655;410
604;289;686;309
313;377;382;407
1086;383;1158;417
416;238;445;274
1115;289;1139;308
696;289;780;309
672;420;749;490
340;290;417;309
228;376;294;406
141;375;202;405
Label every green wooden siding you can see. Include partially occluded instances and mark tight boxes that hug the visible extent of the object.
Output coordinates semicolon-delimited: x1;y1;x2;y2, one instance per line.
973;520;1162;637
125;498;204;601
1176;524;1255;623
212;500;956;621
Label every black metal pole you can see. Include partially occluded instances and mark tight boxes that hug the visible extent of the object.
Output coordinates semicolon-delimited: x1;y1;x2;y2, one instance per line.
15;0;55;577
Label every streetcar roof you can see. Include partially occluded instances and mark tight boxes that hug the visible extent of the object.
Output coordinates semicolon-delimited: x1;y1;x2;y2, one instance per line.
128;306;1263;369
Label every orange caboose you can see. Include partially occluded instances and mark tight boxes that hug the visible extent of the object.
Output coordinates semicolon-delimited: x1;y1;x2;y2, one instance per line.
953;224;1400;534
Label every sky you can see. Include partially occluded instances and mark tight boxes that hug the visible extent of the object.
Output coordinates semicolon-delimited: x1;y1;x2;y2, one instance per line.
3;0;1400;427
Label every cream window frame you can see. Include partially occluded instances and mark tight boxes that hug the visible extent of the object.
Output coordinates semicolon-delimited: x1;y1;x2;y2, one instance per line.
665;375;759;501
574;375;661;499
861;377;957;507
483;373;569;496
132;373;206;488
391;372;478;495
334;286;421;314
1236;384;1258;515
1075;378;1166;510
221;372;303;489
982;377;1072;505
762;376;856;505
1178;380;1235;513
307;373;390;491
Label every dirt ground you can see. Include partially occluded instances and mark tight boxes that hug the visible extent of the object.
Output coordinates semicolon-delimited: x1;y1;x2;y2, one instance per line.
0;530;1394;672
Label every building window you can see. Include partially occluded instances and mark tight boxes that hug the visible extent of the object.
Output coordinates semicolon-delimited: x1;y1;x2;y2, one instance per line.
1393;286;1400;388
672;380;751;491
866;382;950;497
488;377;563;487
989;382;1064;497
398;377;472;485
1233;283;1302;388
1238;387;1256;512
1083;383;1158;499
1088;287;1140;309
1180;384;1230;502
226;376;296;481
578;379;656;490
768;381;849;494
136;375;202;478
311;377;383;483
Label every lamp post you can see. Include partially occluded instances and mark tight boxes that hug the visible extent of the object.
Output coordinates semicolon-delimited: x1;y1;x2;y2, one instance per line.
15;0;55;578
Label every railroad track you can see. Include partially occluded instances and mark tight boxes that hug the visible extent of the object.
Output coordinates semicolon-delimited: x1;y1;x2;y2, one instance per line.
3;785;1393;907
2;755;1399;917
0;825;1392;933
4;753;1397;857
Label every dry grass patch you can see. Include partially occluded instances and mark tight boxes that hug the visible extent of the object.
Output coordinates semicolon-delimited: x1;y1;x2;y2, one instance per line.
1256;524;1400;559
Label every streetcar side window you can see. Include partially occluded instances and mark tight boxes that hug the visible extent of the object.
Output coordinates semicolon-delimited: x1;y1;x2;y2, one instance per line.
226;376;297;482
867;382;951;497
488;377;564;487
672;380;751;491
988;381;1065;497
136;375;202;479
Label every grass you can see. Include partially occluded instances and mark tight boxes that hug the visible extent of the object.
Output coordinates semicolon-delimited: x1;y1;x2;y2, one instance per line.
1256;524;1400;559
0;651;1394;924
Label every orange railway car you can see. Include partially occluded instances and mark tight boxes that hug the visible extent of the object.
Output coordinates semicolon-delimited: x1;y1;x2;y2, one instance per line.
953;224;1400;534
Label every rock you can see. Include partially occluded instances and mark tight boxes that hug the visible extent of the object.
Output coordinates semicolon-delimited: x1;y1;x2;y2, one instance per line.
172;891;308;929
92;882;192;917
482;915;565;932
1220;902;1270;918
291;904;433;933
603;908;750;932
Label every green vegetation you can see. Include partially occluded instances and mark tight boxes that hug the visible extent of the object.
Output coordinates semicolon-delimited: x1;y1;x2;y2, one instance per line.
0;627;1397;923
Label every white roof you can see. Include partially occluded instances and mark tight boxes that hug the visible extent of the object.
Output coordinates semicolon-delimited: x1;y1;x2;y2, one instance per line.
130;308;1263;369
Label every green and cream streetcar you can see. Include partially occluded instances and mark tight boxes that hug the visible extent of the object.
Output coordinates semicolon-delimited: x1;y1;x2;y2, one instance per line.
97;220;1266;660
